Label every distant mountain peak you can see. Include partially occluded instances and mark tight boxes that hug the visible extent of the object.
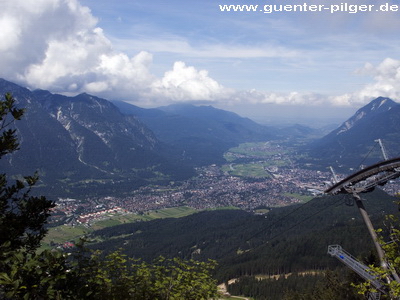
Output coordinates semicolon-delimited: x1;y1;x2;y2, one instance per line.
336;97;398;135
367;96;396;111
308;96;400;170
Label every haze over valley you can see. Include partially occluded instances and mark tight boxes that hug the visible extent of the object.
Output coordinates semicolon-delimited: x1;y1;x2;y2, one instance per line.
2;0;400;298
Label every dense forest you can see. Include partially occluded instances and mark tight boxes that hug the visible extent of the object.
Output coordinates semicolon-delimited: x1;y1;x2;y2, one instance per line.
88;188;399;298
226;268;370;300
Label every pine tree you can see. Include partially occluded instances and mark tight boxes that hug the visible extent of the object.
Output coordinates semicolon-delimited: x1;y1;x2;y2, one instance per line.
0;92;55;253
0;93;218;299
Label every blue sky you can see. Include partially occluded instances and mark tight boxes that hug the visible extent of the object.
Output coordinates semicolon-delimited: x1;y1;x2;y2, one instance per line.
1;0;400;124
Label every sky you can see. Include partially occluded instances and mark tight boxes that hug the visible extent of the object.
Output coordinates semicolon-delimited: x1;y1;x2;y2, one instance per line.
1;0;400;125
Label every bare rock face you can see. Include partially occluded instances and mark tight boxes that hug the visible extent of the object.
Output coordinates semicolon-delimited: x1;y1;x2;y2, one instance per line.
308;97;400;170
0;78;191;197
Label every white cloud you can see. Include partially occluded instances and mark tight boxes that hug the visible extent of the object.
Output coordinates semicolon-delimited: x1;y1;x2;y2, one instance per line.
330;58;400;106
228;90;327;108
0;0;233;104
0;15;20;52
1;0;400;111
234;56;400;108
149;61;234;103
0;0;98;82
0;0;302;107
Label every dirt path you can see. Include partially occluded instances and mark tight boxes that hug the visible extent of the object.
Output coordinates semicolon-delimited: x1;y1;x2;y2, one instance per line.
217;281;250;300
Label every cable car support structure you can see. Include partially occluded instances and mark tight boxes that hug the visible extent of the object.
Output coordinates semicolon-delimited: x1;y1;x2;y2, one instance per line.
324;144;400;298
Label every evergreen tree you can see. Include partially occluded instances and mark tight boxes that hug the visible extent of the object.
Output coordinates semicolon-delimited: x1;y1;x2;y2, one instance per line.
0;92;55;253
0;93;218;299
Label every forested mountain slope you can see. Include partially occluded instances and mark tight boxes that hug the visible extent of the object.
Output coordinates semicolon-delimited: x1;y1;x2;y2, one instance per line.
112;101;276;165
0;79;194;197
305;97;400;170
89;189;398;282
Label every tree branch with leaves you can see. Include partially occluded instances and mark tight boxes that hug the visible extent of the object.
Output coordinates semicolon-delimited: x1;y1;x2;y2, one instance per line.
0;93;55;253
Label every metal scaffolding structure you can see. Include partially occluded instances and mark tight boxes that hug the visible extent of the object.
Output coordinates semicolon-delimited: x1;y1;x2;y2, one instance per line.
328;245;384;300
324;141;400;298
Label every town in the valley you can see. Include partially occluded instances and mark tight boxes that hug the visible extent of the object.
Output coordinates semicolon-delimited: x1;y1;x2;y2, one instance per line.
49;141;400;228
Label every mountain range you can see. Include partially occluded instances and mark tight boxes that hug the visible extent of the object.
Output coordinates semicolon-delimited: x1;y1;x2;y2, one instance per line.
1;78;400;196
0;79;192;197
112;100;275;165
0;79;274;197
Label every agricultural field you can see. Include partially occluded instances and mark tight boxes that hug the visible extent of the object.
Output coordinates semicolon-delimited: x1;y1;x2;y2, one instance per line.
221;162;273;178
223;142;285;161
222;142;293;178
42;206;198;249
284;193;314;203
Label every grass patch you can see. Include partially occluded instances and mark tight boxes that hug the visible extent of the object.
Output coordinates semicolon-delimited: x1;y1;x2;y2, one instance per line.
209;206;240;211
91;213;147;230
284;193;314;202
42;224;89;249
146;206;197;219
253;208;270;214
222;163;272;178
224;142;286;160
43;206;199;249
